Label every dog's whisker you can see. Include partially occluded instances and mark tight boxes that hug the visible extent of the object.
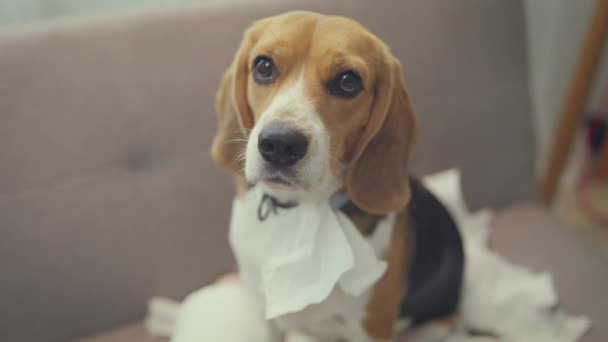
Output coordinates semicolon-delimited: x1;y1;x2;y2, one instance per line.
225;138;249;144
233;149;247;164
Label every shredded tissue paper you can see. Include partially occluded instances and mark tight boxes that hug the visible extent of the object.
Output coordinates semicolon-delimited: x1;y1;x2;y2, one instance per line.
145;169;591;342
229;183;390;320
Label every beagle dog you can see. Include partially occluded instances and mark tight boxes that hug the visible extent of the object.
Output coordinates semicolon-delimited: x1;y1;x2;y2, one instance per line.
211;11;464;342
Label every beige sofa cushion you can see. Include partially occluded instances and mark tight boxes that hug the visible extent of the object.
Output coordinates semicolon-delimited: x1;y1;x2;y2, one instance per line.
491;205;608;342
79;322;165;342
0;0;534;340
81;205;608;342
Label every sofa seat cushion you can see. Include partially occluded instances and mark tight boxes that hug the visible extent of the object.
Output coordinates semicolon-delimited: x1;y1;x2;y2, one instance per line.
79;322;166;342
82;204;608;342
490;204;608;342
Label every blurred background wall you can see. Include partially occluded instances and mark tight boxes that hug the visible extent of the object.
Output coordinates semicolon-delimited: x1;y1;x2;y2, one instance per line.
525;0;608;174
1;0;607;175
0;0;201;25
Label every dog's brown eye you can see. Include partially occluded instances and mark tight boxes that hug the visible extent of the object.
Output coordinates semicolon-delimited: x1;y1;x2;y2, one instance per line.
252;56;277;84
328;70;363;98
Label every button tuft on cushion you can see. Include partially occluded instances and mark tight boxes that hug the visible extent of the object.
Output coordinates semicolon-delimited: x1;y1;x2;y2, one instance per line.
124;147;158;171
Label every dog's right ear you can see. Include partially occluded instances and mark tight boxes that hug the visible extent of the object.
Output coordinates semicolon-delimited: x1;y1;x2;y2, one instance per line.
211;20;269;174
211;68;246;173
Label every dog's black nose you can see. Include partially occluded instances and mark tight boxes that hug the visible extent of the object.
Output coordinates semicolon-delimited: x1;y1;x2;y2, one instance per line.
258;124;308;167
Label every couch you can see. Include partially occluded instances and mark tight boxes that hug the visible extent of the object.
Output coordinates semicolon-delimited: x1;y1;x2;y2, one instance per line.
1;0;606;341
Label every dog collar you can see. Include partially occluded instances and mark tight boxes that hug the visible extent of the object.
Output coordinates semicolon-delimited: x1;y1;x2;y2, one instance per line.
256;189;383;236
257;194;298;221
329;191;352;210
256;191;350;222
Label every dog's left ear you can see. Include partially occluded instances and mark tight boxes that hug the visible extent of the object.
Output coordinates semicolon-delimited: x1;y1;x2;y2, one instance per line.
211;20;269;174
346;56;417;215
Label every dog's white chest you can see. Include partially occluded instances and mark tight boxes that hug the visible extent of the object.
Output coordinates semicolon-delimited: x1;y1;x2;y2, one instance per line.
228;186;395;341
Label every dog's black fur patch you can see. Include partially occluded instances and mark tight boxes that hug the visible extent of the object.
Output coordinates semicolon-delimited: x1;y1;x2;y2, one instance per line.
399;178;465;326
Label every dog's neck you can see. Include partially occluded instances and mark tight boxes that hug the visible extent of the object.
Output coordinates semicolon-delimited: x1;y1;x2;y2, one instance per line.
252;182;385;237
255;175;343;205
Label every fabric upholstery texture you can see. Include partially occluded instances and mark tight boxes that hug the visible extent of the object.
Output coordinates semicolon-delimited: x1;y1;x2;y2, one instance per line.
2;0;589;341
79;205;608;342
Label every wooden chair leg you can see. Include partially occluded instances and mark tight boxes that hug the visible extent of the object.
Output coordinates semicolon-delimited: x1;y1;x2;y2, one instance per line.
594;135;608;178
540;0;608;205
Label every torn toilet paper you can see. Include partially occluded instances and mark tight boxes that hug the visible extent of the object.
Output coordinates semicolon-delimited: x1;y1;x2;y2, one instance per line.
146;169;592;342
229;185;388;319
413;170;591;342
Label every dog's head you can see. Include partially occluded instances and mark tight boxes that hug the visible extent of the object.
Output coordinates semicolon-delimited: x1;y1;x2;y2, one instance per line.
212;11;417;214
